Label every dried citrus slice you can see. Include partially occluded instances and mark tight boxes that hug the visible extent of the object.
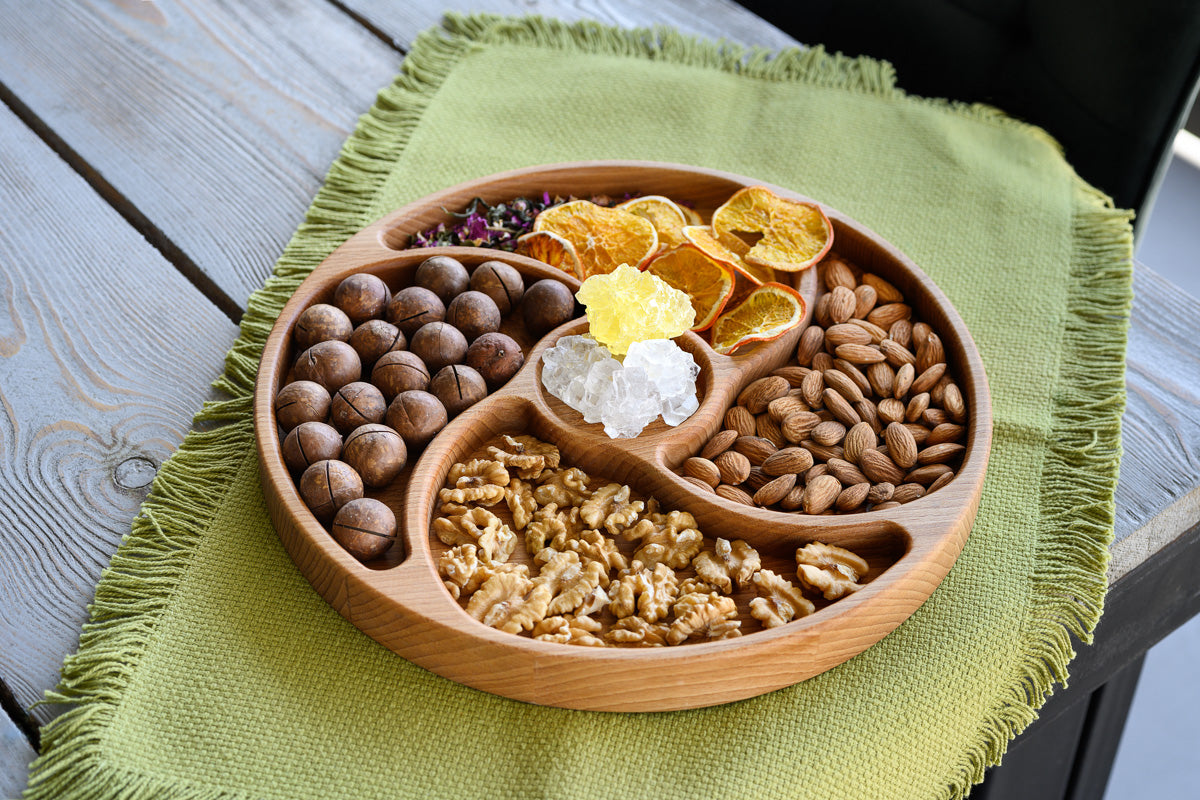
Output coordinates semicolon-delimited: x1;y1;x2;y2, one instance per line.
617;195;688;249
711;186;833;272
533;200;659;279
681;225;775;285
515;230;583;278
709;282;806;355
642;244;736;331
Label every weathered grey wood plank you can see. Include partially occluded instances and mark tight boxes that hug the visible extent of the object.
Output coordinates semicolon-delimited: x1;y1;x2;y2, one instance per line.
342;0;799;51
0;0;399;311
0;708;33;800
0;104;239;725
1110;265;1200;581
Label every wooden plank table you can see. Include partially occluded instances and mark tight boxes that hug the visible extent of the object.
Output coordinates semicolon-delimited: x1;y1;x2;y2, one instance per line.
2;2;1196;796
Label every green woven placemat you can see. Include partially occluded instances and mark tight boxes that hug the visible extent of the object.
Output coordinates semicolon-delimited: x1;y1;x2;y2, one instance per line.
24;14;1133;800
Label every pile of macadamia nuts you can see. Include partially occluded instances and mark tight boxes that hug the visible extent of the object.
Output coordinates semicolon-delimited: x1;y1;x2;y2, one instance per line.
273;254;579;561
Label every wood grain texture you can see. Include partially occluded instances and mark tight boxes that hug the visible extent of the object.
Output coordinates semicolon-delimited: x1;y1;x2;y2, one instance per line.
1109;265;1200;581
0;710;33;800
0;0;400;308
254;162;992;710
341;0;800;51
0;105;239;724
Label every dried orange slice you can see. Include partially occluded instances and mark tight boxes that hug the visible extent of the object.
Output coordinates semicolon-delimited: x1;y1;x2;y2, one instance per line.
681;225;776;285
515;230;583;278
709;282;806;355
617;195;688;249
712;186;832;272
533;200;659;278
642;244;736;331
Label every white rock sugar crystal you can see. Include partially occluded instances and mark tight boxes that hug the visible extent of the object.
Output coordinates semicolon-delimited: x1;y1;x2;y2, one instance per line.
624;339;701;426
540;335;699;438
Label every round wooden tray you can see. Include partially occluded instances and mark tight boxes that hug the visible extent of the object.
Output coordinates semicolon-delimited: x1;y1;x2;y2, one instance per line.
253;161;992;712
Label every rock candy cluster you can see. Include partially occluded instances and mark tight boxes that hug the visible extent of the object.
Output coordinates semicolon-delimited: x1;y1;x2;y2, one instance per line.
541;335;699;438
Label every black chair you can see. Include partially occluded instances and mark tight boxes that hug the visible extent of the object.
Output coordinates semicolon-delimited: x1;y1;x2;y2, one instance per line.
737;0;1200;237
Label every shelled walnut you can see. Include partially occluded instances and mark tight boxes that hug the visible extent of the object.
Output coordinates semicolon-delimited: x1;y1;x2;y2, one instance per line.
433;434;875;646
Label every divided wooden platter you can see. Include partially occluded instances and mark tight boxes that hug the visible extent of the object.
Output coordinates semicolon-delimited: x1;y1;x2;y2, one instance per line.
253;161;992;712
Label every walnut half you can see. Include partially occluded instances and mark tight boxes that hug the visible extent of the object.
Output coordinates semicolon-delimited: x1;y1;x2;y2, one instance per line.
795;542;870;600
749;569;815;627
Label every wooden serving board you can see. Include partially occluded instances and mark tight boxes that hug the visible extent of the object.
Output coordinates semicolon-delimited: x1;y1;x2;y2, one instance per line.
253;161;992;711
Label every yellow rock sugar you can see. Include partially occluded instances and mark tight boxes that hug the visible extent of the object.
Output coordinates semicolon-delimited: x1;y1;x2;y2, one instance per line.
576;264;695;355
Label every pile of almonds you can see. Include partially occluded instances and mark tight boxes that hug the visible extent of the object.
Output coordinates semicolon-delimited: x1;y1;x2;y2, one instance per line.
681;255;967;514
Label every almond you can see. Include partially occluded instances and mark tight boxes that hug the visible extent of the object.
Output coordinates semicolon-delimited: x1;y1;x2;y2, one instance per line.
880;338;916;368
781;410;821;443
867;361;895;398
824;368;865;403
903;392;929;424
715;484;755;506
918;442;965;465
738;375;790;414
714;450;752;484
733;435;777;465
800;369;825;408
772;365;811;387
767;395;807;423
867;303;911;329
867;482;895;504
813;293;833;328
853;284;878;319
827;285;856;324
803;474;841;514
854;399;882;434
795;325;826;367
862;273;904;303
849;318;889;344
916;333;945;374
911;362;947;394
744;467;772;491
873;500;903;510
911;321;933;350
836;481;871;511
800;440;844;462
700;428;739;460
888;319;913;349
903;423;931;447
810;420;847;446
825;323;873;348
826;457;869;486
904;463;953;486
859;448;905;484
682;476;715;493
876;397;906;425
761;447;814;476
779;485;807;510
921;408;949;428
892;482;927;504
756;414;786;448
928;471;955;493
834;343;887;365
754;473;797;506
943;383;966;422
724;405;757;437
683;457;721;487
822;256;858;289
884;422;919;469
811;352;835;372
893;362;915;400
843;421;877;464
805;463;830;482
823;389;862;427
833;359;872;396
926;423;965;447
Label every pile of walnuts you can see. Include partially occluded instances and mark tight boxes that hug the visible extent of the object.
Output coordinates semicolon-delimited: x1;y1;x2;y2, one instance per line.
434;434;871;646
